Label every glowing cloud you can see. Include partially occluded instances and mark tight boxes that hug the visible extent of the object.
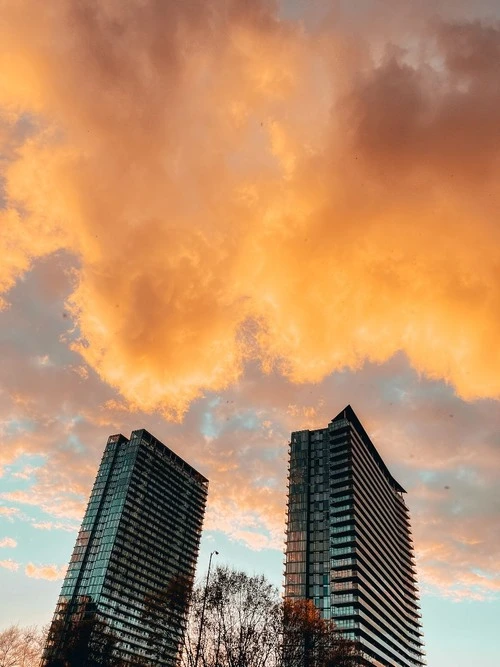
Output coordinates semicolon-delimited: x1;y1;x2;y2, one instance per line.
32;521;78;533
0;507;20;519
0;559;19;572
25;563;67;581
1;2;500;418
0;537;17;548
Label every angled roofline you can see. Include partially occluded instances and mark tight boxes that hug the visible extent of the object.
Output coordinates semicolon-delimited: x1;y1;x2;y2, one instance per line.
129;428;209;485
331;405;406;494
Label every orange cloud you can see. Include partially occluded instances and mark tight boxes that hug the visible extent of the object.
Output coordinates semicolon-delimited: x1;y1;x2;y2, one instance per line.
0;559;19;571
229;530;279;552
0;506;20;519
1;3;500;419
0;537;17;548
32;521;79;532
1;3;500;608
2;489;85;522
0;324;498;600
25;562;67;581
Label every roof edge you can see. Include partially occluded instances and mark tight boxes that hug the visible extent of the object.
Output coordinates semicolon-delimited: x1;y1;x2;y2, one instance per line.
331;405;406;494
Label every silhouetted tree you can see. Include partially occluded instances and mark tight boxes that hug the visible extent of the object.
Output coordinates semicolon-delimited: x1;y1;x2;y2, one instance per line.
0;625;46;667
182;566;282;667
282;599;361;667
43;605;121;667
181;567;361;667
142;572;193;666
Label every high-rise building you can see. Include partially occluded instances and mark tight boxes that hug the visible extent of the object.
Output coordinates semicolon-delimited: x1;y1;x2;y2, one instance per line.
44;429;208;666
284;406;425;667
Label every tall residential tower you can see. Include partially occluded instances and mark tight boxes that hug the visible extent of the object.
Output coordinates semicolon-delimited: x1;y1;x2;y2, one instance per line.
44;429;208;666
284;406;425;667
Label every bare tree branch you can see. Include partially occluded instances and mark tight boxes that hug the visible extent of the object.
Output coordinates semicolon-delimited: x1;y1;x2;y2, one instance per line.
181;567;361;667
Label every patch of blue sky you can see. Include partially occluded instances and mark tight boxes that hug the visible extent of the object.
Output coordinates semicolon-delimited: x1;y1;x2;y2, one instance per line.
198;530;282;588
238;413;259;431
200;410;220;440
207;397;221;409
59;413;84;426
381;383;409;404
0;510;75;565
383;372;452;406
2;454;46;492
224;408;260;432
0;250;82;360
29;526;76;564
0;476;32;495
252;476;278;489
61;433;85;454
261;447;282;462
472;568;495;579
374;370;413;403
0;567;62;627
201;405;260;440
456;466;482;485
4;418;37;437
421;594;500;667
419;470;439;484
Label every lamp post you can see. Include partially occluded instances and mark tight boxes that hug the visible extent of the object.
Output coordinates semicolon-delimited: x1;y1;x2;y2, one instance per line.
194;550;218;667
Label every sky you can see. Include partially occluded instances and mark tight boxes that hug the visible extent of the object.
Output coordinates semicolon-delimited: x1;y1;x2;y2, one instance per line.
0;0;499;664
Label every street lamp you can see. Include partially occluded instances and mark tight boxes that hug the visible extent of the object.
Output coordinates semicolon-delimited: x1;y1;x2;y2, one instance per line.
194;550;219;667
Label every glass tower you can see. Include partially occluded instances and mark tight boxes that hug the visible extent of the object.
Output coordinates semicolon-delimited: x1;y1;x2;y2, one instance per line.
284;406;425;667
44;429;208;666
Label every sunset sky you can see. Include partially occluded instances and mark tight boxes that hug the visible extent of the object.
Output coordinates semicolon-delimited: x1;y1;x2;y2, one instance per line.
1;0;500;664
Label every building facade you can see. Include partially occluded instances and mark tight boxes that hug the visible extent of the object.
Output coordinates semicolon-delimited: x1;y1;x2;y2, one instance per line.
44;429;208;666
284;406;425;667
